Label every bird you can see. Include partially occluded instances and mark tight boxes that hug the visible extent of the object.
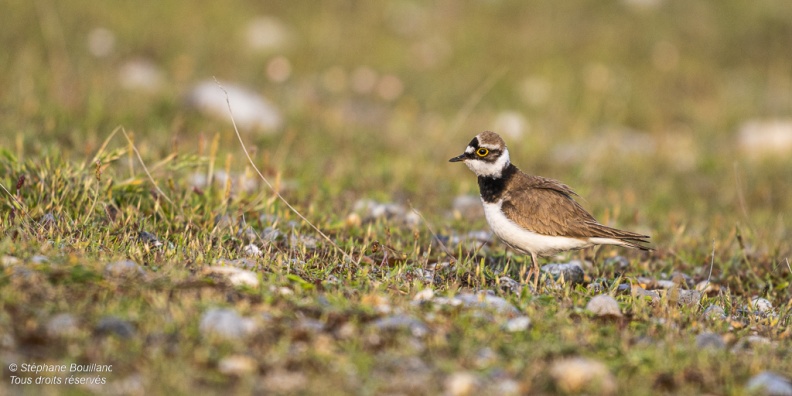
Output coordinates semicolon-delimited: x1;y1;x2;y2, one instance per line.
449;131;650;287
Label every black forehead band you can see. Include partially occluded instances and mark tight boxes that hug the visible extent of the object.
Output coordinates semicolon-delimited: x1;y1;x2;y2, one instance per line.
468;137;479;148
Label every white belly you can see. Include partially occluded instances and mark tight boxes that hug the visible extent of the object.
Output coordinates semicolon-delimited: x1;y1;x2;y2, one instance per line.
482;200;591;256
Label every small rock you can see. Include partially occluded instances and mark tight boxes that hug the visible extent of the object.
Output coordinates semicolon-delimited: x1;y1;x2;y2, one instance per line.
498;276;524;295
104;260;145;279
40;212;56;227
668;288;701;307
372;314;428;338
46;313;80;338
503;316;531;332
31;255;49;264
199;308;257;340
218;355;257;376
695;332;725;350
202;266;260;288
444;372;479;396
138;231;163;247
738;119;792;159
1;255;20;267
242;244;262;257
751;297;773;312
246;16;293;52
696;280;719;294
541;262;585;284
186;80;282;133
353;199;419;226
214;258;258;270
586;295;623;317
413;288;435;302
745;371;792;396
632;286;661;304
455;292;520;315
702;305;727;320
549;357;616;395
118;59;164;93
95;316;135;338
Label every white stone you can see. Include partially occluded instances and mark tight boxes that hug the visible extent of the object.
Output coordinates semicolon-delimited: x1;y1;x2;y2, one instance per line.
202;266;260;288
586;295;623;317
199;308;257;340
187;81;282;133
738;119;792;158
550;357;616;394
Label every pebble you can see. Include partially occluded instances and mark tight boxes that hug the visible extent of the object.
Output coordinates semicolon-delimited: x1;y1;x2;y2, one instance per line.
549;357;616;395
186;80;282;133
104;260;145;279
751;297;773;312
45;313;80;338
412;288;435;302
242;243;262;257
541;262;585;284
498;276;524;295
632;286;661;304
702;305;727;321
95;316;136;338
372;314;428;338
214;258;258;270
503;316;531;332
118;59;164;93
201;266;260;288
352;199;420;226
444;372;479;396
695;332;725;350
586;295;623;317
138;231;163;247
738;119;792;158
668;288;701;307
1;255;20;267
745;371;792;396
696;280;719;294
454;292;520;315
246;16;293;52
218;355;257;376
199;308;258;341
31;255;49;264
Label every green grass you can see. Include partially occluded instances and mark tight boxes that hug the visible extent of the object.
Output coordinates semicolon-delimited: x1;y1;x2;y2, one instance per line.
2;1;792;394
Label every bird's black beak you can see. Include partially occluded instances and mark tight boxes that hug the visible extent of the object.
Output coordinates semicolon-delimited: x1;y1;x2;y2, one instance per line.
449;153;467;162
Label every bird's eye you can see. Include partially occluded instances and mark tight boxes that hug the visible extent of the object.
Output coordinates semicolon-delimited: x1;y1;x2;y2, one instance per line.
476;148;489;157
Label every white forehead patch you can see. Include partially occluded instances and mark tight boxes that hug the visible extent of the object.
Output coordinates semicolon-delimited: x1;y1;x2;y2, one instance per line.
465;146;474;154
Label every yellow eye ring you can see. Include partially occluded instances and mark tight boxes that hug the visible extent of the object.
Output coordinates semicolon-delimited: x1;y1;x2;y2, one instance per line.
476;148;489;157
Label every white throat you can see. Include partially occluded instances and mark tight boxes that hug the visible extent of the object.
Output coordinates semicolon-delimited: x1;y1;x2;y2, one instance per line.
465;148;511;178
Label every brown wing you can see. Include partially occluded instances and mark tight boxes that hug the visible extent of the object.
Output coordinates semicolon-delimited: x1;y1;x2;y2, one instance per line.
501;173;650;242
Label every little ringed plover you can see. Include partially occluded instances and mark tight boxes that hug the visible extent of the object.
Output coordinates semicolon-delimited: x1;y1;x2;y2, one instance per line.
449;131;650;285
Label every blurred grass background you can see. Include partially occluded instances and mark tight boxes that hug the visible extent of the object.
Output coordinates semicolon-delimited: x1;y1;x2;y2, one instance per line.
1;0;791;253
2;1;792;394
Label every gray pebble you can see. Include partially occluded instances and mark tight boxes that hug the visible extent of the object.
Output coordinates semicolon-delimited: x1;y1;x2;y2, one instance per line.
702;305;727;320
95;316;135;338
455;292;520;315
695;332;725;350
200;308;257;340
541;262;585;284
372;314;428;338
46;313;80;338
746;371;792;396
